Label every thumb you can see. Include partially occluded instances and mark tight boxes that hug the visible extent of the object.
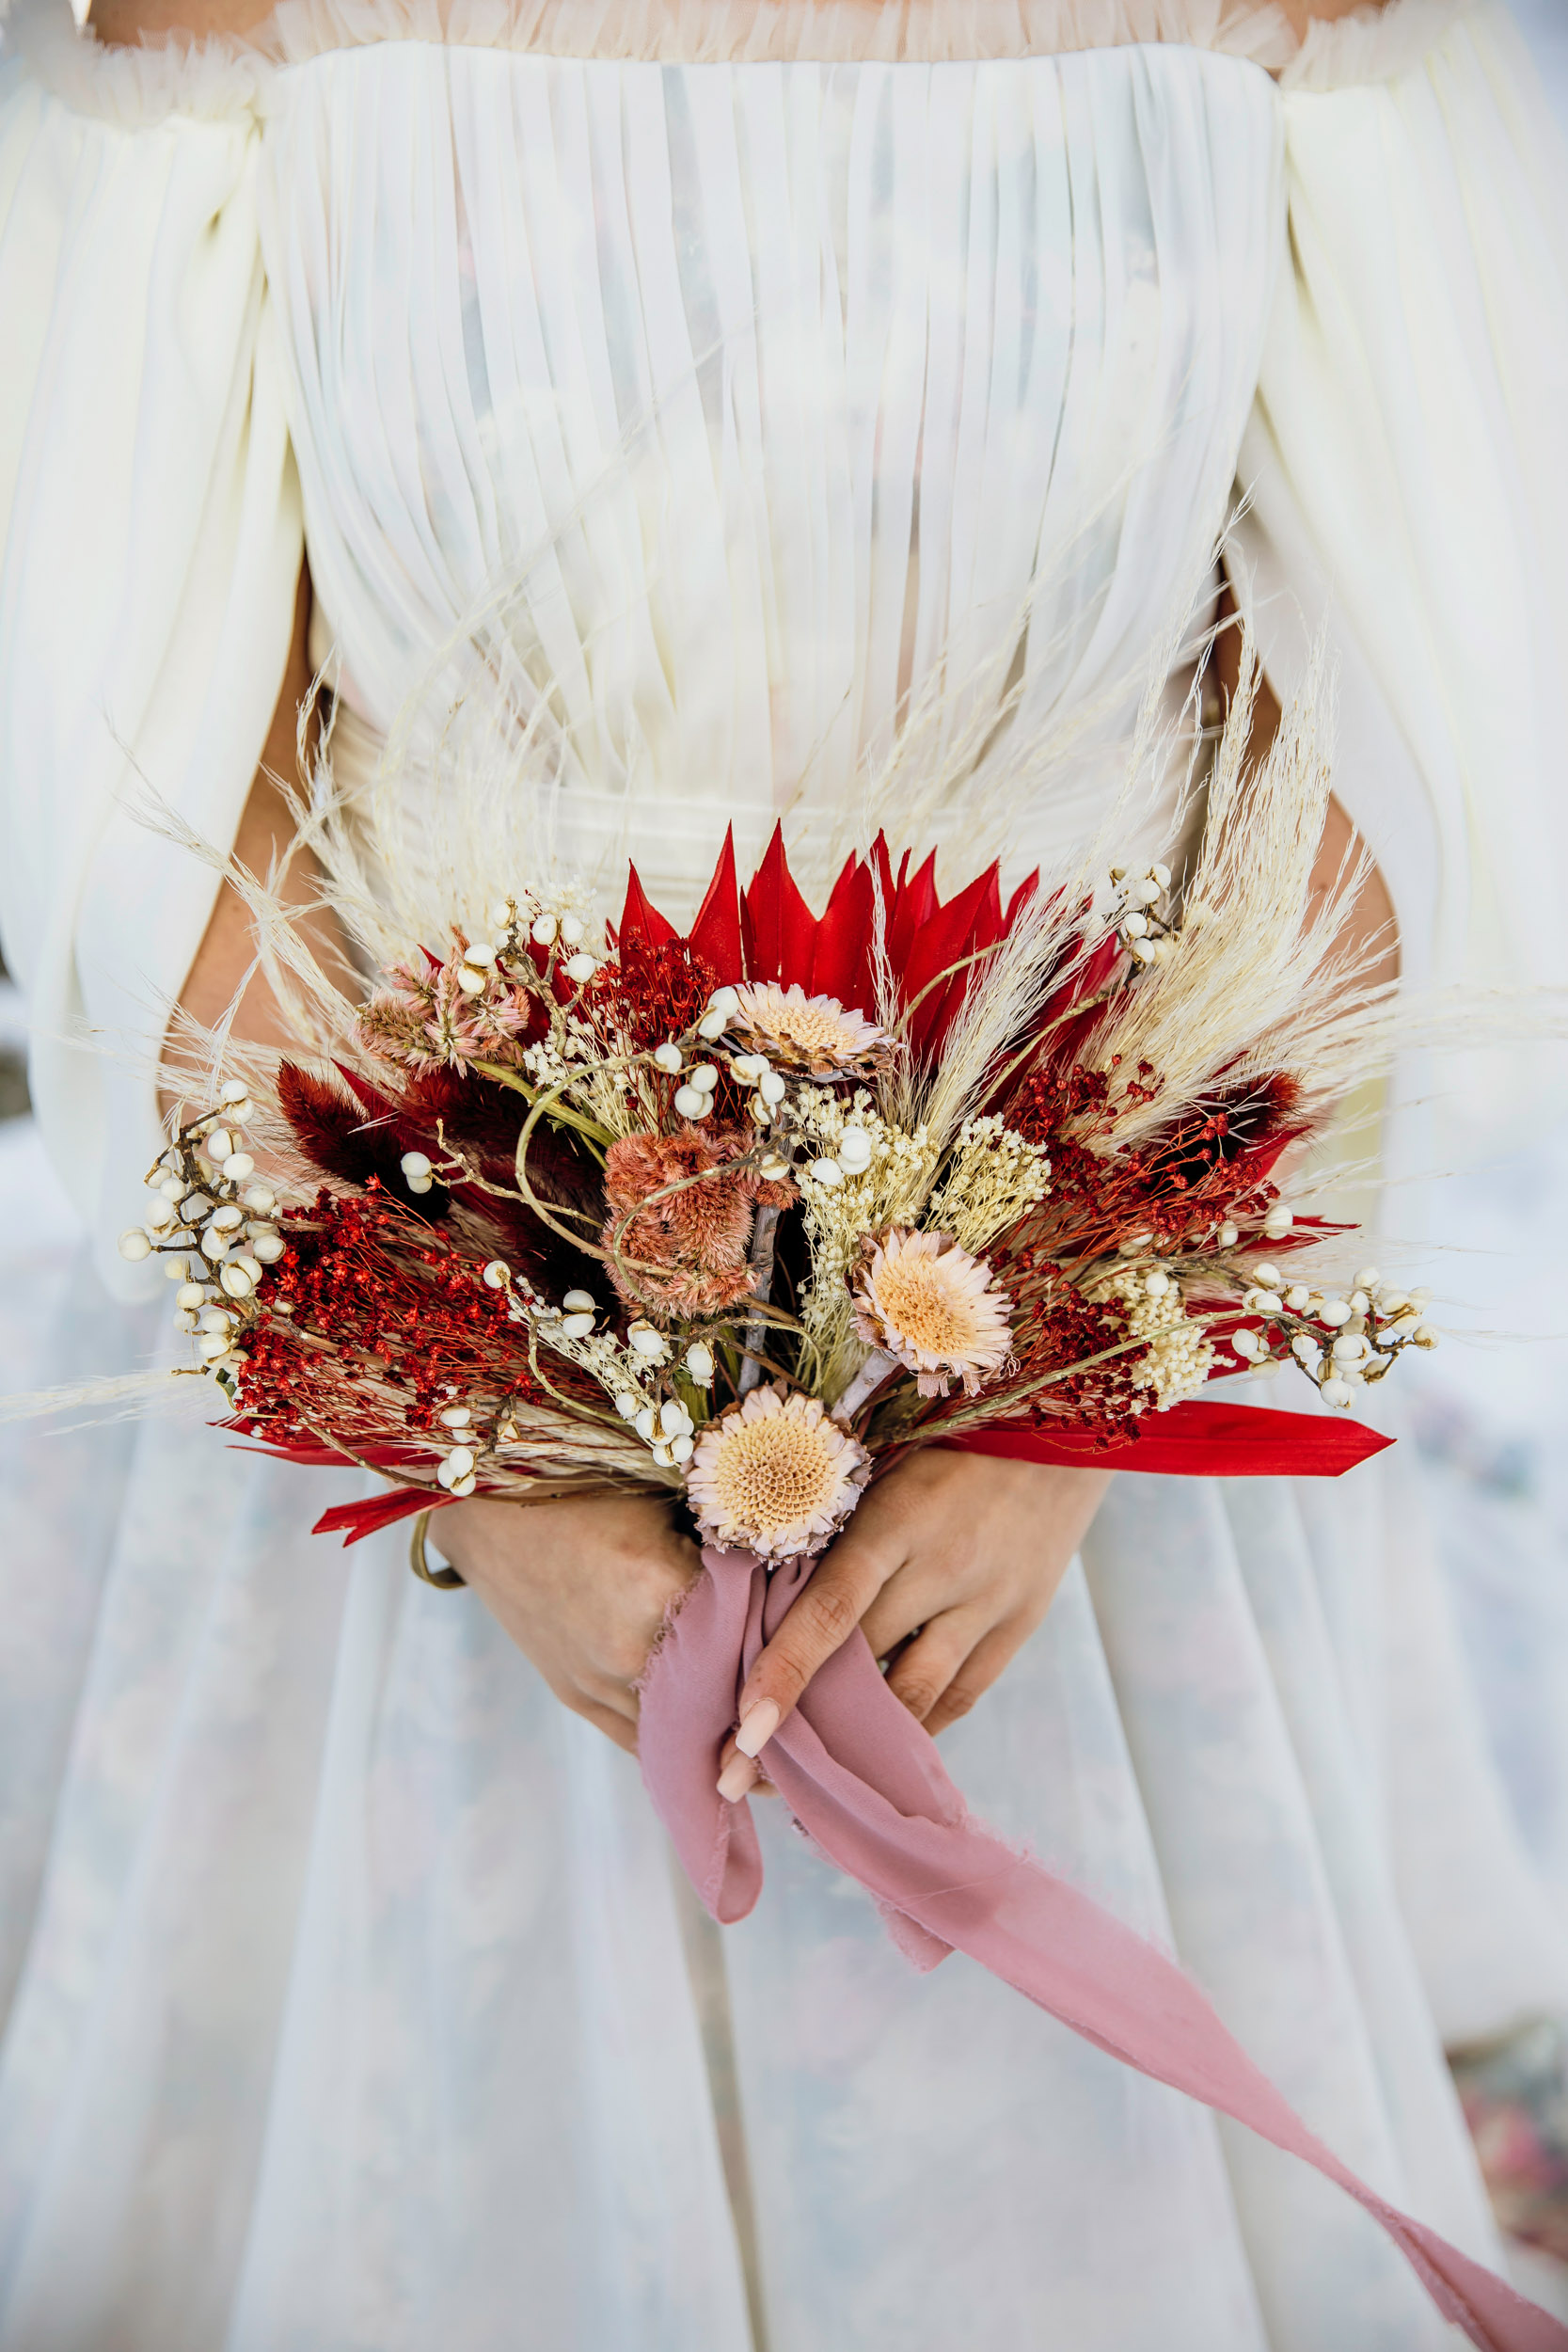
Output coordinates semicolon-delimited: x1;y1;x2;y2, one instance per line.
734;1534;892;1755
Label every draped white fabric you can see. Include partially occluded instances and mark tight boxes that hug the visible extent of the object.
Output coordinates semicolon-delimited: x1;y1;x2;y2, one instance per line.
0;69;302;1291
3;4;1568;2346
261;41;1279;930
1235;0;1568;1157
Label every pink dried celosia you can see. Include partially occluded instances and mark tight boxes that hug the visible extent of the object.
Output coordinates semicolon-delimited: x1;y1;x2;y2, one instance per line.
600;1125;792;1319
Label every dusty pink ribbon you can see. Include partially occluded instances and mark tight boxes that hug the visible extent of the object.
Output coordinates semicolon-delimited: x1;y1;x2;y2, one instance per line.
639;1546;1568;2352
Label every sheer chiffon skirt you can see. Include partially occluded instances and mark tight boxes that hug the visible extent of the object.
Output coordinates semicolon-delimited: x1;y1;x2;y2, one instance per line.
2;1136;1563;2351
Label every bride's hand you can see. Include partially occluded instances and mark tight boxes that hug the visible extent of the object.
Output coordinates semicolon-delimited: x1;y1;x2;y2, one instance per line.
438;1491;700;1755
719;1453;1111;1796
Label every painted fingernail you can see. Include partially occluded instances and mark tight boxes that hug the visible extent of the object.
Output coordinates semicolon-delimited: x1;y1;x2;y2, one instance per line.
717;1753;759;1803
735;1698;780;1758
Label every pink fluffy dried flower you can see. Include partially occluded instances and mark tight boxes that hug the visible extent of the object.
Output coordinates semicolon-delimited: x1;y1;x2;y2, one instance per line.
601;1125;789;1320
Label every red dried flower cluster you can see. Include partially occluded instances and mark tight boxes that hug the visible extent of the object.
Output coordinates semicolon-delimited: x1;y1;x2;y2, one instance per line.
230;1185;543;1451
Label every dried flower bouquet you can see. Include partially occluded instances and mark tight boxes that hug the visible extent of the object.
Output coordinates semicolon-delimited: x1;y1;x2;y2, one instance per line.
113;664;1436;1552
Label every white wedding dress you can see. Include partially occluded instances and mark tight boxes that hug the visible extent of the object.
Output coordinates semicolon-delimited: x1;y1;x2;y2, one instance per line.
2;1;1568;2344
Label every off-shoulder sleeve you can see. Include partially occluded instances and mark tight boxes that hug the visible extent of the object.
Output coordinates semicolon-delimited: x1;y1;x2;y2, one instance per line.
0;14;302;1295
1232;0;1568;1155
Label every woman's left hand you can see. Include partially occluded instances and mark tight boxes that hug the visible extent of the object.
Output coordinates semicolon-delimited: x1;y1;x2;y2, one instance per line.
717;1451;1111;1799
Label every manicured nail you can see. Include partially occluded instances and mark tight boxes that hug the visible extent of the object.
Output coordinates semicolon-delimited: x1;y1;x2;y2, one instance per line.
717;1753;759;1803
735;1698;780;1758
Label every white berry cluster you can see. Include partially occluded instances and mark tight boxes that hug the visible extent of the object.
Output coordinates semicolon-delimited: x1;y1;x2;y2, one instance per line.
1108;862;1177;967
1095;1263;1215;1407
1227;1258;1438;1408
117;1082;288;1386
477;1259;717;1475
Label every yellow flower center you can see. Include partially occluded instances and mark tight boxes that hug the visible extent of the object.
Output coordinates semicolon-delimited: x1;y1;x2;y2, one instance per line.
872;1257;981;1357
710;1414;843;1534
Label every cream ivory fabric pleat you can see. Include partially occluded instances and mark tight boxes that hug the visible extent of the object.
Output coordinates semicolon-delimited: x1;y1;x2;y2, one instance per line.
258;43;1281;930
1235;0;1568;1158
0;66;304;1296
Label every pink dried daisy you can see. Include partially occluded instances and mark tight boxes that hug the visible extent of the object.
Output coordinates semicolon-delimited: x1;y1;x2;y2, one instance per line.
851;1228;1013;1398
729;982;892;1077
686;1384;870;1562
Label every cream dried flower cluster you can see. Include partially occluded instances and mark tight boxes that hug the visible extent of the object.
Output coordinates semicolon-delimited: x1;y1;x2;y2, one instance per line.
927;1115;1052;1252
1091;1263;1215;1409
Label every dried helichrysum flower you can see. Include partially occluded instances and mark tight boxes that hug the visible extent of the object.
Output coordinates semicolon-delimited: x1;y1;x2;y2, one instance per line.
728;982;893;1077
686;1383;870;1561
850;1228;1014;1400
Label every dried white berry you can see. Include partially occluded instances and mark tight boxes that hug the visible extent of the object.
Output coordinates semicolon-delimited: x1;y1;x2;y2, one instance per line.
684;1342;715;1383
837;1126;874;1175
1320;1378;1354;1408
562;1290;595;1311
708;987;740;1019
530;913;559;946
629;1324;668;1360
758;1071;787;1107
1231;1329;1260;1360
561;1312;595;1339
219;1079;250;1105
673;1086;711;1120
176;1282;207;1310
670;1433;695;1464
689;1064;719;1094
732;1053;768;1083
652;1042;685;1073
1319;1298;1352;1327
558;914;585;947
1263;1205;1293;1237
695;1009;726;1041
482;1260;511;1289
634;1406;657;1441
808;1157;844;1188
220;1263;256;1299
222;1152;256;1183
402;1152;433;1182
614;1392;641;1420
1218;1222;1239;1248
563;953;597;984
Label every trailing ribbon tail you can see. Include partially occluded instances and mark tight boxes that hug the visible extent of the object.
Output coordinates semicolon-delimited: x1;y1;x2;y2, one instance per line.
639;1548;1568;2352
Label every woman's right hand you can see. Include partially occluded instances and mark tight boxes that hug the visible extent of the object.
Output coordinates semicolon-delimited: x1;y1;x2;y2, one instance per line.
436;1491;701;1754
